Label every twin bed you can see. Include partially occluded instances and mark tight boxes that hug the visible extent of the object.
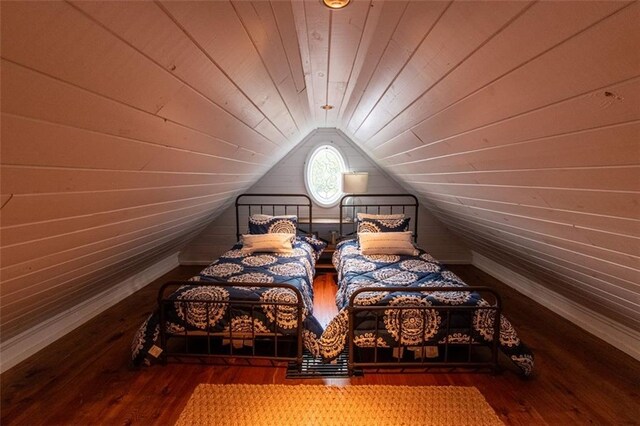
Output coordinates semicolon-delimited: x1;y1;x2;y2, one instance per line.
132;194;325;368
132;193;533;376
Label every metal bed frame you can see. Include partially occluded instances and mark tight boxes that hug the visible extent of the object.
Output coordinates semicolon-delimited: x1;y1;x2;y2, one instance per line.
158;194;313;369
338;194;502;374
236;193;313;240
158;281;304;367
347;287;502;375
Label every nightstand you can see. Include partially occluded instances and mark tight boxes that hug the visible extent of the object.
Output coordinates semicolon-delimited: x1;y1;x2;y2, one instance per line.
316;244;336;275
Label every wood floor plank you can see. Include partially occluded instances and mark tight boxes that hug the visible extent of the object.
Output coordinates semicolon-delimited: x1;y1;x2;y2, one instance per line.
1;266;639;425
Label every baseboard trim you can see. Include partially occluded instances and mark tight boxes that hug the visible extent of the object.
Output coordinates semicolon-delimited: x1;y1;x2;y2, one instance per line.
0;252;180;374
179;259;213;266
440;259;472;265
472;251;640;361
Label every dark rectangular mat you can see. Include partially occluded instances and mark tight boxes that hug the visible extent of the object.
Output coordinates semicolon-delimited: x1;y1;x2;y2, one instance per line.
286;350;359;378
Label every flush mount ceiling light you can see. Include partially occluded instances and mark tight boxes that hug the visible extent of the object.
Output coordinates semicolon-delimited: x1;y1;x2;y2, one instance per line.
322;0;350;10
321;104;334;110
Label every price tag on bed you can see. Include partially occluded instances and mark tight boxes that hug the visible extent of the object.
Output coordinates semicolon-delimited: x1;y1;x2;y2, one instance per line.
148;345;163;358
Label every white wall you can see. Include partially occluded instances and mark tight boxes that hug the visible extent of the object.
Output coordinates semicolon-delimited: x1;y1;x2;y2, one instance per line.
0;1;309;343
339;2;640;330
180;129;471;264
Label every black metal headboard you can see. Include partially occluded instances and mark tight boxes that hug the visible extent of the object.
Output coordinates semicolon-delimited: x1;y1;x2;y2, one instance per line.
339;194;419;241
235;194;313;240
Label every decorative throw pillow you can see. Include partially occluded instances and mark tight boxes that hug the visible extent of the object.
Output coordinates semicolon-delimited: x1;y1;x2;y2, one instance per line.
300;235;327;259
357;217;410;233
358;231;418;256
240;233;295;255
248;214;297;234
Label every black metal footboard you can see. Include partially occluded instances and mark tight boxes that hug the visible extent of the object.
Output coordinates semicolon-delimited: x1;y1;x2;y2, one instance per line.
347;286;502;375
158;280;305;369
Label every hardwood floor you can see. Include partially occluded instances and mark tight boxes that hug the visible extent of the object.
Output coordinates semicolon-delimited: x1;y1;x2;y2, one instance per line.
2;265;639;425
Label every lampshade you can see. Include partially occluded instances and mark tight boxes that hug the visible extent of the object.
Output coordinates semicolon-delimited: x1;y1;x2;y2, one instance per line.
342;172;368;193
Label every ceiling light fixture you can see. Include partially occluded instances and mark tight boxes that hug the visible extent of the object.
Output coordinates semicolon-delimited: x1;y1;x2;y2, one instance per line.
322;0;350;10
321;104;334;110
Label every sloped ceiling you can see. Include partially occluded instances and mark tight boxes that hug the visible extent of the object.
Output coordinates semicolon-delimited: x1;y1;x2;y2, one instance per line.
1;1;638;342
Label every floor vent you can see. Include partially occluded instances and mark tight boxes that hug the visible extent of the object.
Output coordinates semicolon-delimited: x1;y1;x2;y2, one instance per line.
286;350;358;378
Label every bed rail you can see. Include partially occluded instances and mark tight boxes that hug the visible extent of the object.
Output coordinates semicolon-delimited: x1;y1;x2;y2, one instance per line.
347;286;501;375
158;280;305;369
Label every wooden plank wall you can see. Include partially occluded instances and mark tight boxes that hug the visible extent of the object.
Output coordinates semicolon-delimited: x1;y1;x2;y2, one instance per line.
337;1;640;329
2;0;638;348
179;129;471;264
0;1;320;342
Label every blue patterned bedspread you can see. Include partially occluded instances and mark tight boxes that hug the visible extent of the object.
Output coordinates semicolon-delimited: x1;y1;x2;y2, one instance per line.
318;238;534;376
132;236;326;365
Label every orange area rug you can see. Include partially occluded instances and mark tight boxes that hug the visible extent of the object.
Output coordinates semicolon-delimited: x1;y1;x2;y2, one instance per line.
175;384;503;425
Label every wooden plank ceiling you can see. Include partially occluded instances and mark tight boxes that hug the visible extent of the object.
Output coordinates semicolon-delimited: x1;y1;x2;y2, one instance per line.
1;1;638;341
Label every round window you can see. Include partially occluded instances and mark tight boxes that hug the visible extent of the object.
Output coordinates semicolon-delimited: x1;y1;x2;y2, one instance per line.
304;144;347;207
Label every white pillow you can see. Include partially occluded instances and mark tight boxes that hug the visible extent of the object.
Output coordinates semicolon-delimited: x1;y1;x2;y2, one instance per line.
357;212;405;220
241;233;295;255
358;231;418;256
